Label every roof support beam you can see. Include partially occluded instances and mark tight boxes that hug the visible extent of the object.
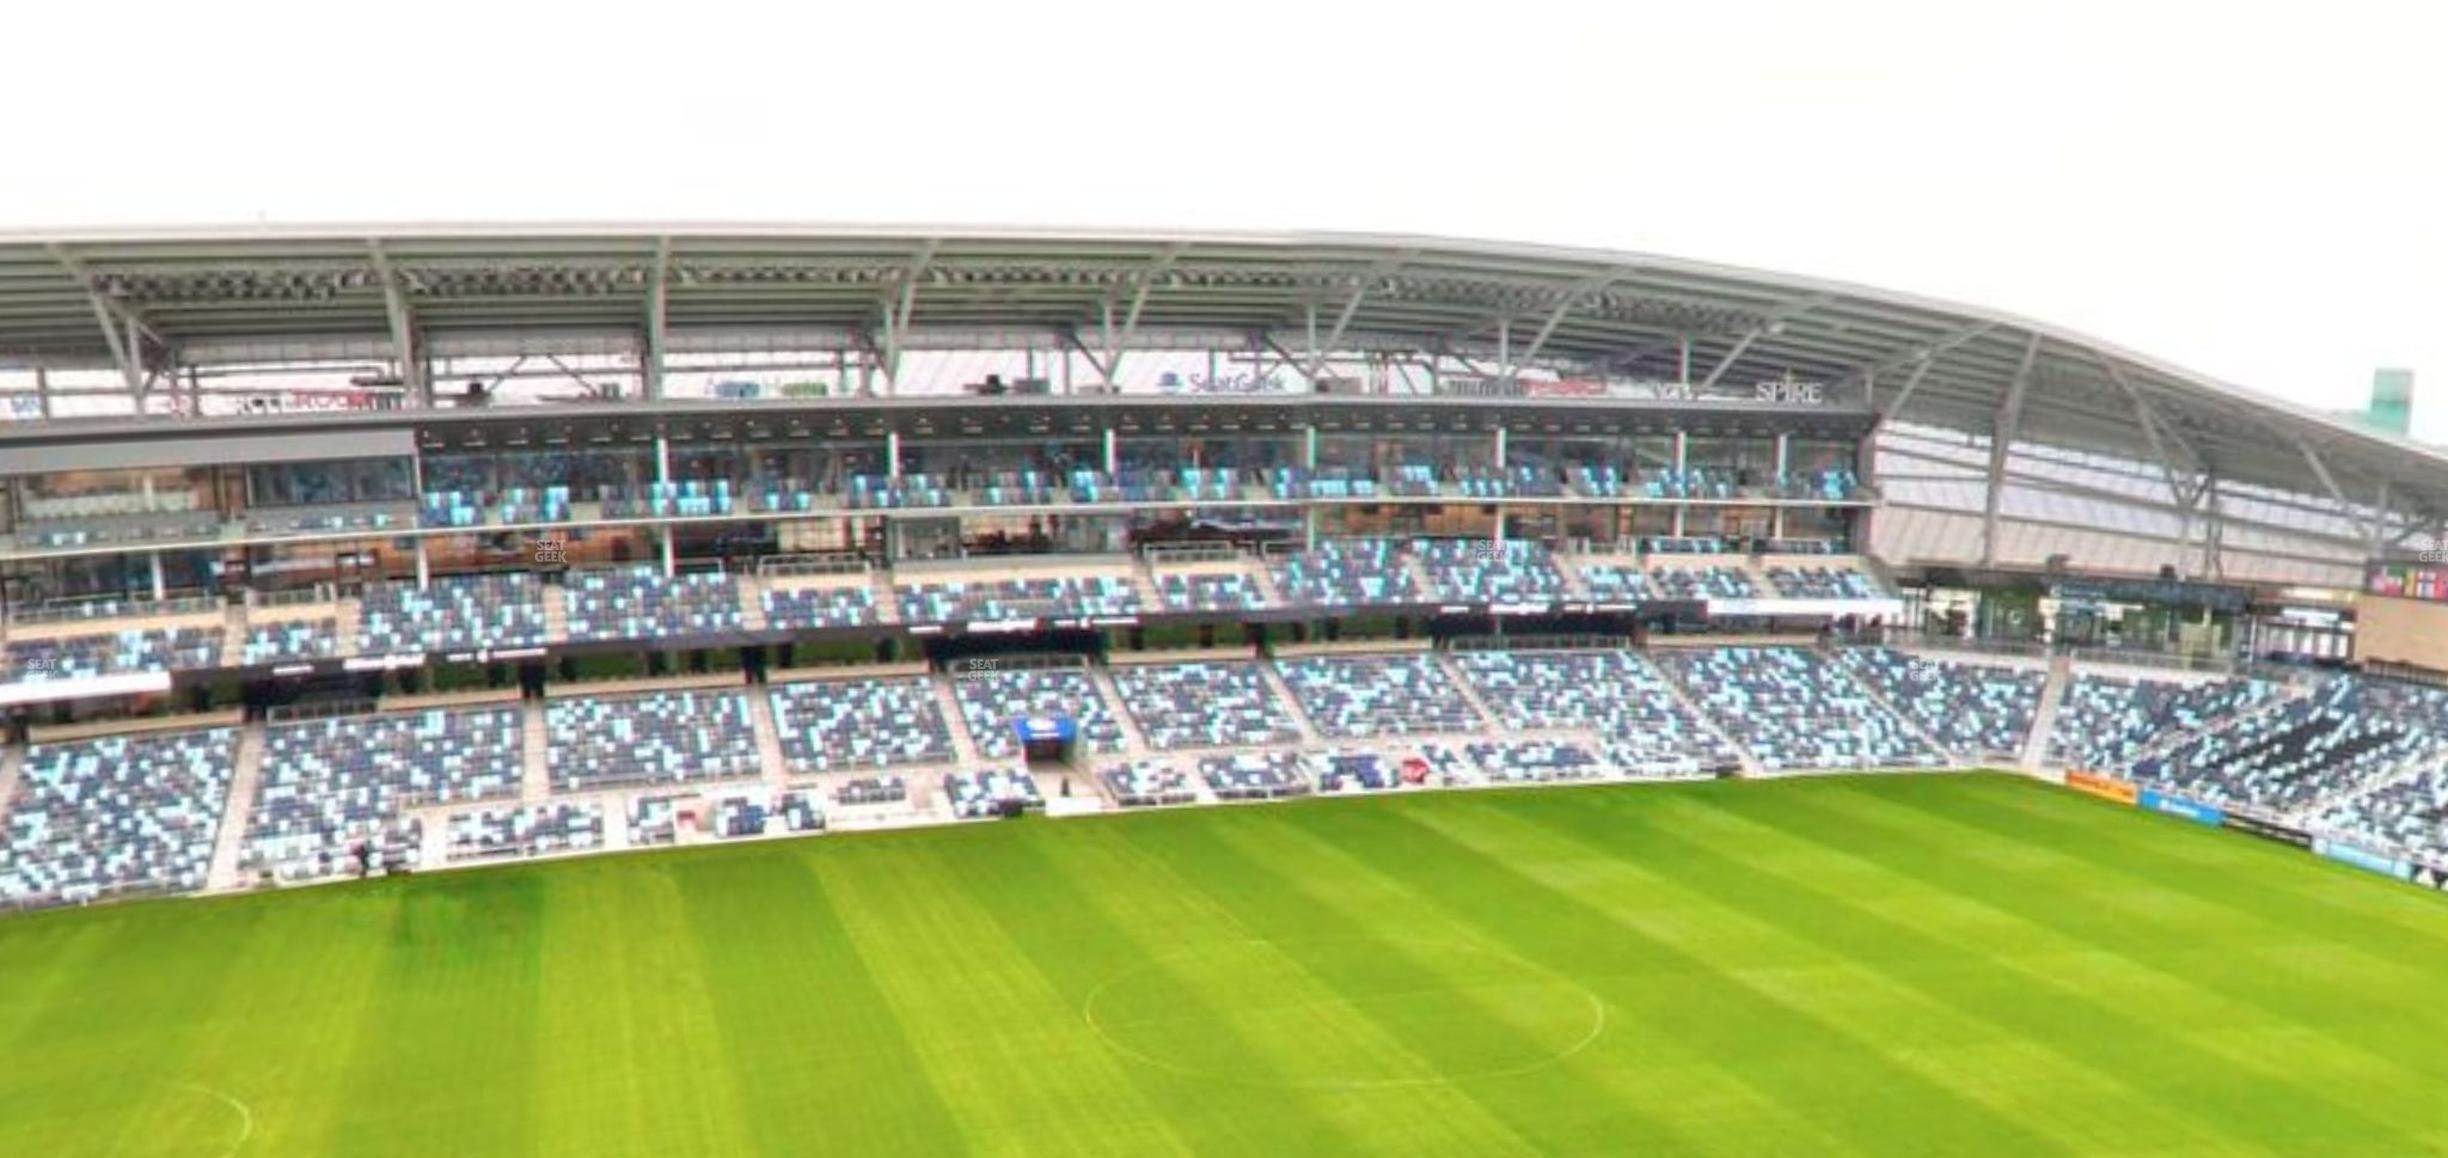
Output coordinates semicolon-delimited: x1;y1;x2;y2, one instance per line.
2297;441;2380;547
1852;320;1997;407
876;239;939;389
643;236;671;400
1981;331;2043;567
366;241;424;405
1696;329;1765;391
49;243;166;400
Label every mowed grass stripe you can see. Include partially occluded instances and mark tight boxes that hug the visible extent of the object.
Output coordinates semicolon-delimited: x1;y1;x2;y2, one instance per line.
1810;780;2448;1055
1917;776;2448;955
1400;792;2242;1156
665;847;968;1156
1589;785;2421;1154
156;888;399;1158
329;873;548;1157
1275;794;2077;1157
1219;803;1843;1157
1772;780;2448;1119
1154;809;1683;1157
534;858;758;1157
931;823;1396;1156
810;831;1197;1158
0;902;276;1157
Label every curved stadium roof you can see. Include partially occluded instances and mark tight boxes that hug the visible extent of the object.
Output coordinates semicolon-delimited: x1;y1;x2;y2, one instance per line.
0;224;2437;579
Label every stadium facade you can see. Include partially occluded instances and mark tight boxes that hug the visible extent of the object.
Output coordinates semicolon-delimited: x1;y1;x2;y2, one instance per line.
4;226;2448;910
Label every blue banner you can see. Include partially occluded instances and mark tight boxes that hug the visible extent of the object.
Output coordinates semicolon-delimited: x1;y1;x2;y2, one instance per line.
1011;716;1076;745
2137;790;2225;826
2313;839;2413;881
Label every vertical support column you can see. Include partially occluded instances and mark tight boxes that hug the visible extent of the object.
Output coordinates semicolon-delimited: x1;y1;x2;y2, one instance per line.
1207;348;1220;387
886;430;903;481
1497;317;1512;383
1672;430;1688;473
33;365;52;420
415;541;432;590
1670;429;1689;538
1770;432;1790;540
1102;427;1117;476
661;527;677;578
1303;424;1318;470
1677;336;1692;387
149;553;166;601
1493;426;1508;469
653;433;676;577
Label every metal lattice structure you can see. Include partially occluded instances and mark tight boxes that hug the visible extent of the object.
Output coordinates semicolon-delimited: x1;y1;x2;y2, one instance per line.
0;224;2437;585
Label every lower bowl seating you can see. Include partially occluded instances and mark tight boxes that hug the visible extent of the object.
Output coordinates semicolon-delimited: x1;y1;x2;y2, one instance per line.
952;668;1125;758
835;776;909;807
770;677;953;772
244;706;524;881
444;803;604;861
1109;661;1301;750
942;770;1044;818
1835;648;2044;760
1273;654;1481;738
1099;760;1197;807
0;727;238;907
547;690;762;792
1196;752;1311;800
714;791;826;837
1448;649;1739;777
1657;646;1941;771
2047;674;2284;774
1305;750;1404;792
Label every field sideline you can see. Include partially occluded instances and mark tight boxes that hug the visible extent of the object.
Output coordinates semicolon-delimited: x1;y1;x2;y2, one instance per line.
4;773;2447;1157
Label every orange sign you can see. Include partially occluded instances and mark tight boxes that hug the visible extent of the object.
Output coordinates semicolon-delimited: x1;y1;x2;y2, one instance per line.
2064;770;2138;804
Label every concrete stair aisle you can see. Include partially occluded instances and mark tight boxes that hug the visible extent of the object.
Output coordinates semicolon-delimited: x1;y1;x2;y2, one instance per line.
420;809;452;868
745;684;794;785
1085;666;1154;759
542;584;570;645
1436;652;1503;732
1825;652;1955;764
1646;651;1766;778
0;744;23;824
223;600;250;644
1254;657;1327;745
206;723;266;890
870;570;903;625
521;700;553;802
2021;653;2075;770
335;598;363;658
2285;748;2448;827
738;577;768;632
932;675;986;766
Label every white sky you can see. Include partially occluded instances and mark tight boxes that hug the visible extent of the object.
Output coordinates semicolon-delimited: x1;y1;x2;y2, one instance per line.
3;0;2440;440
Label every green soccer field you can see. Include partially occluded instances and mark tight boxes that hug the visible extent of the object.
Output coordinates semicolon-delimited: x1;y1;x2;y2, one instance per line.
6;772;2448;1157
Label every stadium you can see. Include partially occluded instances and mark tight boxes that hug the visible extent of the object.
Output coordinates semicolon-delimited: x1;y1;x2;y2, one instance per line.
4;224;2448;1156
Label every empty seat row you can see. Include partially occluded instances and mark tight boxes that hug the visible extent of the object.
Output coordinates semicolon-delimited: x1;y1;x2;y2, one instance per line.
769;677;954;772
565;567;745;642
1658;646;1941;771
244;706;524;881
358;574;548;654
1273;654;1481;738
546;690;762;791
0;727;237;907
1109;661;1301;750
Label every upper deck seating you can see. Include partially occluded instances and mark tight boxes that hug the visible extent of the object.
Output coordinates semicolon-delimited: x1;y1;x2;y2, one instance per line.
762;585;881;629
1266;540;1417;608
358;574;548;654
564;567;745;642
1412;540;1569;603
5;626;224;681
895;576;1141;625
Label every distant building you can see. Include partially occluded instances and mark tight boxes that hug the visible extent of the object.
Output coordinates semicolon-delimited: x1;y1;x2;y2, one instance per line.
2365;368;2414;436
